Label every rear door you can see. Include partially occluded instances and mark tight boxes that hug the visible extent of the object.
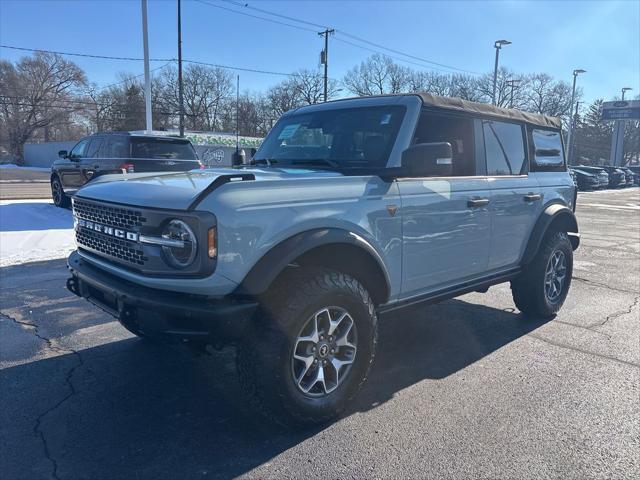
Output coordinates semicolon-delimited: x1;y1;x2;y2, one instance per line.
482;119;541;270
398;110;491;298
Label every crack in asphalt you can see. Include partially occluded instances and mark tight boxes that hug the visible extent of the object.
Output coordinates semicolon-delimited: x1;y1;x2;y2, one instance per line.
1;311;83;480
572;276;639;295
527;333;640;369
586;296;640;329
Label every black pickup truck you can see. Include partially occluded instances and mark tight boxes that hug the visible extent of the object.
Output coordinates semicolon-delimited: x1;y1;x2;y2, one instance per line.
51;132;203;207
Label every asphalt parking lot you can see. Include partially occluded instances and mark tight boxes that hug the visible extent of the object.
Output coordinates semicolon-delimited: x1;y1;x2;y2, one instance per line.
1;188;639;480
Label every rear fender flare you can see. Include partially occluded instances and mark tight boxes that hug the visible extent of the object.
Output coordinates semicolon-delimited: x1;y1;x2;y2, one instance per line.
521;203;579;265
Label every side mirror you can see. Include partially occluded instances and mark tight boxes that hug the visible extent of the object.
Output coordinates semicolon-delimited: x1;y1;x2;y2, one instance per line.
401;142;453;177
58;150;68;159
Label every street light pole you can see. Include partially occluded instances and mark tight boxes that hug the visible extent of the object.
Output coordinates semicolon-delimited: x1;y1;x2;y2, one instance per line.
177;0;185;137
566;69;586;165
492;40;511;106
622;87;632;100
141;0;152;134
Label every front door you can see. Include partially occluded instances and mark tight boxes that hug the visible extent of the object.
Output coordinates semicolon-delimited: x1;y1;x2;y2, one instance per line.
398;178;491;298
59;138;90;190
398;110;491;299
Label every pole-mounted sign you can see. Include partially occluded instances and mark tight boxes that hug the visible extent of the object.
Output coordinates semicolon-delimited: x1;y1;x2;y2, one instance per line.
601;100;640;121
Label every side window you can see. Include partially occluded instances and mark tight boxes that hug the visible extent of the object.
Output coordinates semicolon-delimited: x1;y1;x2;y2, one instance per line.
85;138;103;158
483;120;527;176
530;128;564;171
103;137;130;158
411;111;476;176
69;139;90;159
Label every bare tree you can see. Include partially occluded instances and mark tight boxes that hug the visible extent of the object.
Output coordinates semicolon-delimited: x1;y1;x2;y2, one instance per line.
343;54;411;96
0;52;86;162
288;68;339;105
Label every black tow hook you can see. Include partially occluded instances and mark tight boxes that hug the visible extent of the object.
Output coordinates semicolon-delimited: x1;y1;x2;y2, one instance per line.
66;277;80;297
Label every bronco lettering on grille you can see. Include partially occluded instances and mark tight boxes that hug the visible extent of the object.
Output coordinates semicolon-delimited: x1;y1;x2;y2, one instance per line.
76;218;139;243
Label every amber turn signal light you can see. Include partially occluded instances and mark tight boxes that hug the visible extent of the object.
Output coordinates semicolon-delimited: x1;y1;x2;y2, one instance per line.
208;227;217;259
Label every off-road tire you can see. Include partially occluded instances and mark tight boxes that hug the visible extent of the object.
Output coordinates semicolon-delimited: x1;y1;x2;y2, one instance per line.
51;176;70;208
511;230;573;318
236;268;378;427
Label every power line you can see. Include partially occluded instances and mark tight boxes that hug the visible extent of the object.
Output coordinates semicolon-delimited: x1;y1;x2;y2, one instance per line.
0;44;173;62
221;0;328;29
335;32;480;75
208;0;479;75
193;0;318;33
0;45;295;77
333;37;467;75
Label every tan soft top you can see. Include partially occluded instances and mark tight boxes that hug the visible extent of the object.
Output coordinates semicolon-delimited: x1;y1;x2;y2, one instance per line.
417;93;562;130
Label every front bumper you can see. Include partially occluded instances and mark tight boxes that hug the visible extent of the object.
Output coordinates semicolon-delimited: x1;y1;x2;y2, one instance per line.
67;251;257;343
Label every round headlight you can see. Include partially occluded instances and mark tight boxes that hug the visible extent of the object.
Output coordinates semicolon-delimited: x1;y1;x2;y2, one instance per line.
161;219;197;268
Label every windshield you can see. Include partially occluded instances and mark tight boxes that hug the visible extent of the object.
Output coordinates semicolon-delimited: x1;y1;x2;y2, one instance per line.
254;105;406;169
131;138;197;160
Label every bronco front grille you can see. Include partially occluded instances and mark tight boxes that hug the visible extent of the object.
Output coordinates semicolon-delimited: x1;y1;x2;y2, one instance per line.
73;199;149;267
73;199;146;229
76;228;147;265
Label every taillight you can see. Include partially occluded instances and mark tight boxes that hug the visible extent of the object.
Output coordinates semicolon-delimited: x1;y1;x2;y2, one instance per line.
120;163;135;173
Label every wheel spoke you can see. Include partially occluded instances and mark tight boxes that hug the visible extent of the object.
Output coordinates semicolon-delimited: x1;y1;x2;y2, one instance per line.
301;364;326;394
293;353;315;385
327;311;348;337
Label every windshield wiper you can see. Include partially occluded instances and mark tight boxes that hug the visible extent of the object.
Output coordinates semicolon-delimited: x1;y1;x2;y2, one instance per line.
291;158;341;169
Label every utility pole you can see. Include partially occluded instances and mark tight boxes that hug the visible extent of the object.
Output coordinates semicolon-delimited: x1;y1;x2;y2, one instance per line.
566;69;586;165
506;79;520;108
141;0;152;133
318;28;334;102
622;87;632;100
177;0;185;137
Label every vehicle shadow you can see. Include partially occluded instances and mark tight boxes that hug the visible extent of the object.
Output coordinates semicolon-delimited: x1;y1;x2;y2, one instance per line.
1;261;552;479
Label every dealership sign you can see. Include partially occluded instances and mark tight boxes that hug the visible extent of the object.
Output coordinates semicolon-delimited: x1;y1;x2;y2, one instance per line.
601;100;640;121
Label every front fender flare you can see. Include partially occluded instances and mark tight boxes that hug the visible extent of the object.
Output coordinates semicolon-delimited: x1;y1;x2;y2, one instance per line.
521;203;579;265
235;228;391;300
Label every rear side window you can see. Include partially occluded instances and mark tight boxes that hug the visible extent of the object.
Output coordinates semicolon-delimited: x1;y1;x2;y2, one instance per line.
483;120;527;176
530;128;565;171
102;137;130;158
131;139;196;160
85;138;103;158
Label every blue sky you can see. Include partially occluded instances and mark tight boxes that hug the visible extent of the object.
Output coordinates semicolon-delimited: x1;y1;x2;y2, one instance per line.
1;0;638;104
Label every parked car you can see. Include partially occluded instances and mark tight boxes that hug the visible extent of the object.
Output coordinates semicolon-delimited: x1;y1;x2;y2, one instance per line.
51;133;203;207
569;168;578;188
66;94;579;425
599;166;627;188
569;167;600;190
619;167;637;186
626;166;640;185
574;166;609;189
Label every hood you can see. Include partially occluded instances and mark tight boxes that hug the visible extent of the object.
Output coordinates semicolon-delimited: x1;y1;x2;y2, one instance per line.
571;169;595;177
74;167;344;210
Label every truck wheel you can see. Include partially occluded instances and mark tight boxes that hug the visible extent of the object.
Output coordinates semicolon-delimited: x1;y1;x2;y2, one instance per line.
237;269;378;426
511;230;573;318
51;176;70;208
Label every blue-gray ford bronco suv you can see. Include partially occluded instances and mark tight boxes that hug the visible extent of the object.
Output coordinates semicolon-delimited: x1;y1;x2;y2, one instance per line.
66;94;579;425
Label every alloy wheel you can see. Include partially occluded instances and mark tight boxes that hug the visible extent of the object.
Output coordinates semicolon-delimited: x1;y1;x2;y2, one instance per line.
291;306;357;397
544;250;566;302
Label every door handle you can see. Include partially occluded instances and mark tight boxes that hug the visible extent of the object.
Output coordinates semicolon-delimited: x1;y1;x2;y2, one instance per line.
467;198;490;208
523;193;542;202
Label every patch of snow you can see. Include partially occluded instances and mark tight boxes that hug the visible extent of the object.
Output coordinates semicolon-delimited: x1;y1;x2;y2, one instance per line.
0;199;75;267
0;164;51;172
